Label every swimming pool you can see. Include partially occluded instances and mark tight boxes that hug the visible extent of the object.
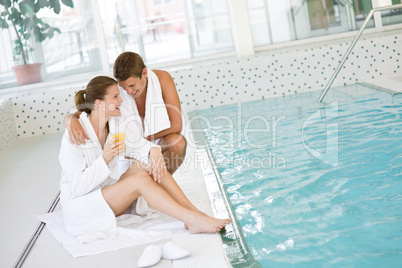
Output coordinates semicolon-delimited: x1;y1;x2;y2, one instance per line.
195;84;402;267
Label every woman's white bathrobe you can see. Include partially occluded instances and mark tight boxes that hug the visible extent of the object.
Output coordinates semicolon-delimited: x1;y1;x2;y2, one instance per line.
59;112;159;243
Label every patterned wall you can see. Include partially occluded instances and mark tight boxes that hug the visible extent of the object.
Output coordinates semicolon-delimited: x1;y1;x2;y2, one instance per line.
11;88;82;137
0;27;400;149
173;29;401;110
0;100;17;151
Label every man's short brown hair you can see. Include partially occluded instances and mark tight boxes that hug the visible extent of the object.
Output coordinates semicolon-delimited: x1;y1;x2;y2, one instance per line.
113;52;146;81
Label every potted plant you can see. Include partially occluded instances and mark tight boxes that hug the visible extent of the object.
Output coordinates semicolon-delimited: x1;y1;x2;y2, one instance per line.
0;0;74;85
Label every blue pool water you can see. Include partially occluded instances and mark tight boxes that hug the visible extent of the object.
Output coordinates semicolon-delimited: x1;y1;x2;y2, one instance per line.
196;85;402;267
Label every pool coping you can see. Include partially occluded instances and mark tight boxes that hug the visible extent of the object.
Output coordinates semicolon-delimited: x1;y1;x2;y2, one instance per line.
189;110;262;268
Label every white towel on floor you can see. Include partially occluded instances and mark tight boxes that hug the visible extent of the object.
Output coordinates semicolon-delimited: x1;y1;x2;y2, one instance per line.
119;68;171;138
37;210;189;258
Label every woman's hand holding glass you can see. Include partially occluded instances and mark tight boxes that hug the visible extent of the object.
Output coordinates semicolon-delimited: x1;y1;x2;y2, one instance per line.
103;135;125;165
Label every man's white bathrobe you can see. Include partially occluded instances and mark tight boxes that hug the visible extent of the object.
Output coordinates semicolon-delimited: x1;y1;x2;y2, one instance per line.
59;112;159;243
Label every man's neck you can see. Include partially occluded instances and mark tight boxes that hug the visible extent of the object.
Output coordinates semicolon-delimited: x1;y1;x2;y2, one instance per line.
134;86;147;104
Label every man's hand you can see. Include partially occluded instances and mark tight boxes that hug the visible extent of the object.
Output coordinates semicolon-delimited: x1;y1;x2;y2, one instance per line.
66;114;89;145
148;147;167;183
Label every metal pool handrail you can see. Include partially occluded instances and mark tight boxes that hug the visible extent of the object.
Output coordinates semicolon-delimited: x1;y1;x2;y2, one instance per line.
318;3;402;103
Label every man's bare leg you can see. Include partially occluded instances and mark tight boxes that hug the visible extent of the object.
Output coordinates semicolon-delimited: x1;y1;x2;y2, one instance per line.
158;133;187;174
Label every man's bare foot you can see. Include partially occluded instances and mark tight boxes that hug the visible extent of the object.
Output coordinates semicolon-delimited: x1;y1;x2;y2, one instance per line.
186;213;231;234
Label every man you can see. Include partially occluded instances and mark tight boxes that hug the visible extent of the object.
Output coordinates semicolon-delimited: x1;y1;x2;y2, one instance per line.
66;52;186;174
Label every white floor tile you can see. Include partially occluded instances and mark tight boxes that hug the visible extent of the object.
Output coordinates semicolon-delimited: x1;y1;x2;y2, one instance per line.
23;228;100;268
0;133;63;267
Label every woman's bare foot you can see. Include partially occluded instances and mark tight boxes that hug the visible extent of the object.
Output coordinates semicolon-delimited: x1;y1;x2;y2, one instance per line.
185;209;210;230
186;213;231;234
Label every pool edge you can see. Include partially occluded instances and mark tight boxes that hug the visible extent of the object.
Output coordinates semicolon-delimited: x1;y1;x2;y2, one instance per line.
188;110;262;268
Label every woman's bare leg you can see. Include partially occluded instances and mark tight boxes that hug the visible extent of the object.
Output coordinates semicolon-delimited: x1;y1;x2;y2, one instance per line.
101;170;231;234
124;160;203;214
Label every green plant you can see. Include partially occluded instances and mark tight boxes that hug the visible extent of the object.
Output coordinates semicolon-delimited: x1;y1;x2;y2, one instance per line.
0;0;74;65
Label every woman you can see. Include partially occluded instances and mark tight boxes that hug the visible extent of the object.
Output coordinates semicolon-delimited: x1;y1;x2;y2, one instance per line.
59;76;230;243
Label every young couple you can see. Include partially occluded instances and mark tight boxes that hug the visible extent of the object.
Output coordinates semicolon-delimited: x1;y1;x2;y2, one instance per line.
61;52;231;242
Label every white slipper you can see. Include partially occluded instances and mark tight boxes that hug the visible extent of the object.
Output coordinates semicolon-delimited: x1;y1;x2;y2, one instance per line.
137;245;162;268
162;241;191;260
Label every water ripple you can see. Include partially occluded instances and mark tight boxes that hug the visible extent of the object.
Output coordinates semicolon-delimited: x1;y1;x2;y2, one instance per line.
199;89;402;267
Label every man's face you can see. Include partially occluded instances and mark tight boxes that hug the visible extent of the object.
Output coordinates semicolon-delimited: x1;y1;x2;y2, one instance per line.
118;69;147;99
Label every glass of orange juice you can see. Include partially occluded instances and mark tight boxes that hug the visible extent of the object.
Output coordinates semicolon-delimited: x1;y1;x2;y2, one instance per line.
112;132;125;155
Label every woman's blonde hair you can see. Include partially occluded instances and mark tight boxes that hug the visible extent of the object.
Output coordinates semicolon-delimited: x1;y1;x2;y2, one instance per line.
74;76;117;114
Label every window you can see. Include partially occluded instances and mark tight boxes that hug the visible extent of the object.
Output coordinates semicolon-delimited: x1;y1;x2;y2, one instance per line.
0;0;234;89
0;0;103;88
246;0;394;47
98;0;234;66
381;0;402;26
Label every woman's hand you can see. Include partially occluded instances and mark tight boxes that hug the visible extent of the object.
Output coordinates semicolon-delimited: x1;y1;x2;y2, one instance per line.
149;147;167;183
66;113;89;145
103;136;124;165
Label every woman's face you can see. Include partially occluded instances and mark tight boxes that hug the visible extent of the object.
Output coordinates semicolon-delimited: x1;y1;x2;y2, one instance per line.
101;84;123;117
